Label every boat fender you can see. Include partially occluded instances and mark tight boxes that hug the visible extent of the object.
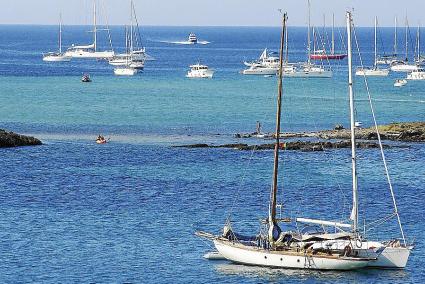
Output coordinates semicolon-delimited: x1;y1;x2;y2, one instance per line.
268;223;282;242
343;245;352;257
355;238;362;248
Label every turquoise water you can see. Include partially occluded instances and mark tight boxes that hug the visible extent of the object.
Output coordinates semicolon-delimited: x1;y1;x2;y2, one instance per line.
0;25;424;283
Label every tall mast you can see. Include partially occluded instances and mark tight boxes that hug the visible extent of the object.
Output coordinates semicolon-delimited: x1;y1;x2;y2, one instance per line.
374;16;377;69
417;24;420;62
346;11;358;235
59;13;62;54
405;16;408;62
394;16;398;56
130;0;134;53
307;0;311;64
269;13;287;228
331;13;335;55
93;0;97;51
285;22;289;64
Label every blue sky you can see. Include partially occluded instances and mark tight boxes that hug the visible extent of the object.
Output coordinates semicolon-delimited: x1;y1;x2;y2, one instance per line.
1;0;424;27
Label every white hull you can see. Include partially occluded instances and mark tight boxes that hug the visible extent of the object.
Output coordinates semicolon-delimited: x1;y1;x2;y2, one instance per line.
187;70;214;78
394;79;407;87
355;68;389;76
368;246;411;268
407;71;425;80
65;50;115;59
285;70;332;78
214;239;369;270
114;67;138;76
390;64;419;72
43;54;71;62
242;67;277;75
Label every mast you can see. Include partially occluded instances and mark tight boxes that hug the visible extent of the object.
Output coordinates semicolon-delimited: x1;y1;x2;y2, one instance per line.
374;16;377;69
269;12;287;227
130;0;134;53
346;11;358;235
394;16;398;56
307;0;311;64
59;13;62;54
417;24;420;63
93;0;97;51
405;16;408;62
285;22;289;64
331;13;335;55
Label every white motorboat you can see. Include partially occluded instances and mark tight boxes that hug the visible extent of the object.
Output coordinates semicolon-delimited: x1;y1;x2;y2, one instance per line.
65;0;114;59
244;48;280;68
108;1;146;69
356;17;389;76
114;67;138;76
188;33;198;44
394;79;408;87
186;64;214;78
406;69;425;80
197;11;412;271
43;14;71;62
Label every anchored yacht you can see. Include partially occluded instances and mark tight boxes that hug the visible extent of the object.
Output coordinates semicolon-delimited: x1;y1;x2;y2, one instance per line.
186;64;214;78
65;0;114;59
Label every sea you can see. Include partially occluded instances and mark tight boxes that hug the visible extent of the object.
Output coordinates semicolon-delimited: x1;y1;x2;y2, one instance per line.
0;24;424;283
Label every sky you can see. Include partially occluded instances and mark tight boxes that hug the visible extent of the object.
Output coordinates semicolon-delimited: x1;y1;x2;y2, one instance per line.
1;0;424;27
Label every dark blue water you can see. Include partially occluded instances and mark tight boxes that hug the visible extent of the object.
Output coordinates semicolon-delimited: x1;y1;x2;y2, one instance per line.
0;24;424;283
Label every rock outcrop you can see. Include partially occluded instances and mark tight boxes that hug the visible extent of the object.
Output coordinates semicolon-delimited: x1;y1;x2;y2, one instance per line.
0;129;42;148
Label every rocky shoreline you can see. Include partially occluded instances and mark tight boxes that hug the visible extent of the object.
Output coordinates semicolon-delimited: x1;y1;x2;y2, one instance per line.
235;122;425;143
174;140;405;152
0;129;42;148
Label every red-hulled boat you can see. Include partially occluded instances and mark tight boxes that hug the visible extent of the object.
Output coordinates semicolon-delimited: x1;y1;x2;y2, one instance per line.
310;52;347;60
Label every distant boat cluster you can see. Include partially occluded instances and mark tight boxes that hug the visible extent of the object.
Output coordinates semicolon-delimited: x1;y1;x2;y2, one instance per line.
43;0;425;84
43;0;149;76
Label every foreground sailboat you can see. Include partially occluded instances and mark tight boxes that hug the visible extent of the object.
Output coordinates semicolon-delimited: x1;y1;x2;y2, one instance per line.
197;11;411;271
43;14;71;62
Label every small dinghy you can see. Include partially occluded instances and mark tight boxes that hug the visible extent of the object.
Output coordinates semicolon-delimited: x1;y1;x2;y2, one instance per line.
96;135;108;144
203;251;225;260
394;79;407;87
82;74;92;83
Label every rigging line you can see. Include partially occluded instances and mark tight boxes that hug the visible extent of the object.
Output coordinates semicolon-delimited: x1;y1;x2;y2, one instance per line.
352;22;407;246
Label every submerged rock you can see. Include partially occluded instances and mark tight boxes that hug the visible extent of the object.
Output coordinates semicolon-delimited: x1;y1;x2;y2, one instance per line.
0;129;42;148
174;140;399;152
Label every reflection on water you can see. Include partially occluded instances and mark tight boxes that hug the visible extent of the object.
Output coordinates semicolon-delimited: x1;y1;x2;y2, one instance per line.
214;262;410;283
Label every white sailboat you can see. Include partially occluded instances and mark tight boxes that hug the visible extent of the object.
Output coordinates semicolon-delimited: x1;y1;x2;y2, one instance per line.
391;17;419;72
356;17;389;76
109;0;146;69
406;68;425;80
197;11;412;271
114;27;138;76
43;14;71;62
65;0;114;59
377;16;399;65
286;0;332;78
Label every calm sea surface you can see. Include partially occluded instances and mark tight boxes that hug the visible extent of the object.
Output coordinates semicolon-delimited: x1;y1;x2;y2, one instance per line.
0;24;424;283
